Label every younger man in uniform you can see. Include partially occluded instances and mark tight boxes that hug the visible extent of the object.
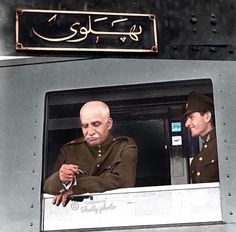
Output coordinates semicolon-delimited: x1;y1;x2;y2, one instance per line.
184;91;219;183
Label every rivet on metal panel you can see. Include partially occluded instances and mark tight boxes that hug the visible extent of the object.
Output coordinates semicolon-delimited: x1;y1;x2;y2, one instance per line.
192;28;197;33
210;14;217;25
222;106;225;109
34;136;37;139
152;46;158;52
32;169;35;173
149;15;155;20
33;152;36;156
16;43;23;49
223;122;227;126
34;120;37;124
32;187;35;190
210;17;217;26
230;211;234;215
227;174;230;178
35;104;38;108
16;9;23;16
31;204;34;208
190;15;197;24
225;156;229;160
224;139;227;143
36;88;39;92
228;192;232;197
212;28;217;33
30;223;33;226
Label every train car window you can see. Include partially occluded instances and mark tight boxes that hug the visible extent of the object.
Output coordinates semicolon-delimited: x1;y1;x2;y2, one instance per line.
42;78;216;188
41;78;222;231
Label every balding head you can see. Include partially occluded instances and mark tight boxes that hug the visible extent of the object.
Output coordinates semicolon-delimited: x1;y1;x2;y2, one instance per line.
80;101;113;146
80;101;110;119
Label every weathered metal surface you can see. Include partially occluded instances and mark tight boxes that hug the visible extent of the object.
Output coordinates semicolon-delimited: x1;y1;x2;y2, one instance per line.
0;58;236;232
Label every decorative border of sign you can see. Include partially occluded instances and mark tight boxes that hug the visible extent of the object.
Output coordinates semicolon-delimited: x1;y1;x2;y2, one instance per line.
16;9;158;53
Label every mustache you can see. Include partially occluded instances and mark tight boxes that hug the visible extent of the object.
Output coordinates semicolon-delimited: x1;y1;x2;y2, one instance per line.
86;135;99;140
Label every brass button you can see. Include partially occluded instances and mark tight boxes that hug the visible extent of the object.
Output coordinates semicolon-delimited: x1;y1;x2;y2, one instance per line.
199;157;203;161
204;144;208;148
197;172;201;176
98;154;101;157
211;159;215;163
98;149;101;153
97;164;100;167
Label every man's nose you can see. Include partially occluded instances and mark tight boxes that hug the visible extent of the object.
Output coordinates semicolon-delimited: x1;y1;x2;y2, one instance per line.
87;126;95;135
185;118;190;128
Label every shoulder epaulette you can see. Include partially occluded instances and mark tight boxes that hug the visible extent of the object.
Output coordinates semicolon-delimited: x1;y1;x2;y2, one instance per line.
113;136;136;145
64;137;86;147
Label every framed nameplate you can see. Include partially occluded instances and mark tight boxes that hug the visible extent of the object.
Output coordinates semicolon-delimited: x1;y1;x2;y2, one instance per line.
16;9;158;53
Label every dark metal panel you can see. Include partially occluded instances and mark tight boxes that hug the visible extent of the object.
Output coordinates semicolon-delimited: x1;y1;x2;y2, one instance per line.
0;0;236;59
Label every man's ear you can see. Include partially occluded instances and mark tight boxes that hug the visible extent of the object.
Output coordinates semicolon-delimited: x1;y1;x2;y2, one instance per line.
205;111;212;123
107;117;113;129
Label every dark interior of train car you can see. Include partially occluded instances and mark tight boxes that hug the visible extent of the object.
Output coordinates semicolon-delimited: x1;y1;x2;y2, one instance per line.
43;79;213;187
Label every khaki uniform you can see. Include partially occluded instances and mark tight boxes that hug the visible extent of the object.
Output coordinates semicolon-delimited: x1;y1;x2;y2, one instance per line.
44;134;138;195
190;129;219;183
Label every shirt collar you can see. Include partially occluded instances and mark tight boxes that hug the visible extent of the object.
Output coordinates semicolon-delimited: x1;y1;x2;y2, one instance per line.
202;128;216;143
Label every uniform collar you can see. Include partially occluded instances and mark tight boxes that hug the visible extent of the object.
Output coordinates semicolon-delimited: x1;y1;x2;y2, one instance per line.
202;128;216;143
86;134;114;150
97;134;114;149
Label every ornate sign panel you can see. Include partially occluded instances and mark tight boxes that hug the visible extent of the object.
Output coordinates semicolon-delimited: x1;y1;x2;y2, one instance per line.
16;9;158;53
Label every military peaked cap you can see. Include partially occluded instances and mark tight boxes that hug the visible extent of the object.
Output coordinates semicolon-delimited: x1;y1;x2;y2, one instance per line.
184;91;214;116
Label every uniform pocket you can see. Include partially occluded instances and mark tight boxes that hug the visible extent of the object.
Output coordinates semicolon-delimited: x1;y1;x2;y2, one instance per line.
104;160;121;172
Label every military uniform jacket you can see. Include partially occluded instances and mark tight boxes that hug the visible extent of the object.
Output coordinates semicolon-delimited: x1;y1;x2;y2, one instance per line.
44;134;138;195
190;129;219;183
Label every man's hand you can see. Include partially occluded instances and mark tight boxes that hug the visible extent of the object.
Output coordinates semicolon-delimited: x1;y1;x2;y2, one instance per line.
59;164;79;183
52;189;74;207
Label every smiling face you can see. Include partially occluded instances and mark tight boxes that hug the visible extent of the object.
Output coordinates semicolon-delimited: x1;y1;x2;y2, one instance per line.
185;111;213;137
80;101;113;146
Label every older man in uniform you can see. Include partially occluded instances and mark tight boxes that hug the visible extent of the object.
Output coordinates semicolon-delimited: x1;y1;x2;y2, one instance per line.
184;91;219;183
44;101;138;206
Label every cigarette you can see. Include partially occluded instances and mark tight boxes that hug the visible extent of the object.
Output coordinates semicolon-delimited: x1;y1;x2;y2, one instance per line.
76;168;83;174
